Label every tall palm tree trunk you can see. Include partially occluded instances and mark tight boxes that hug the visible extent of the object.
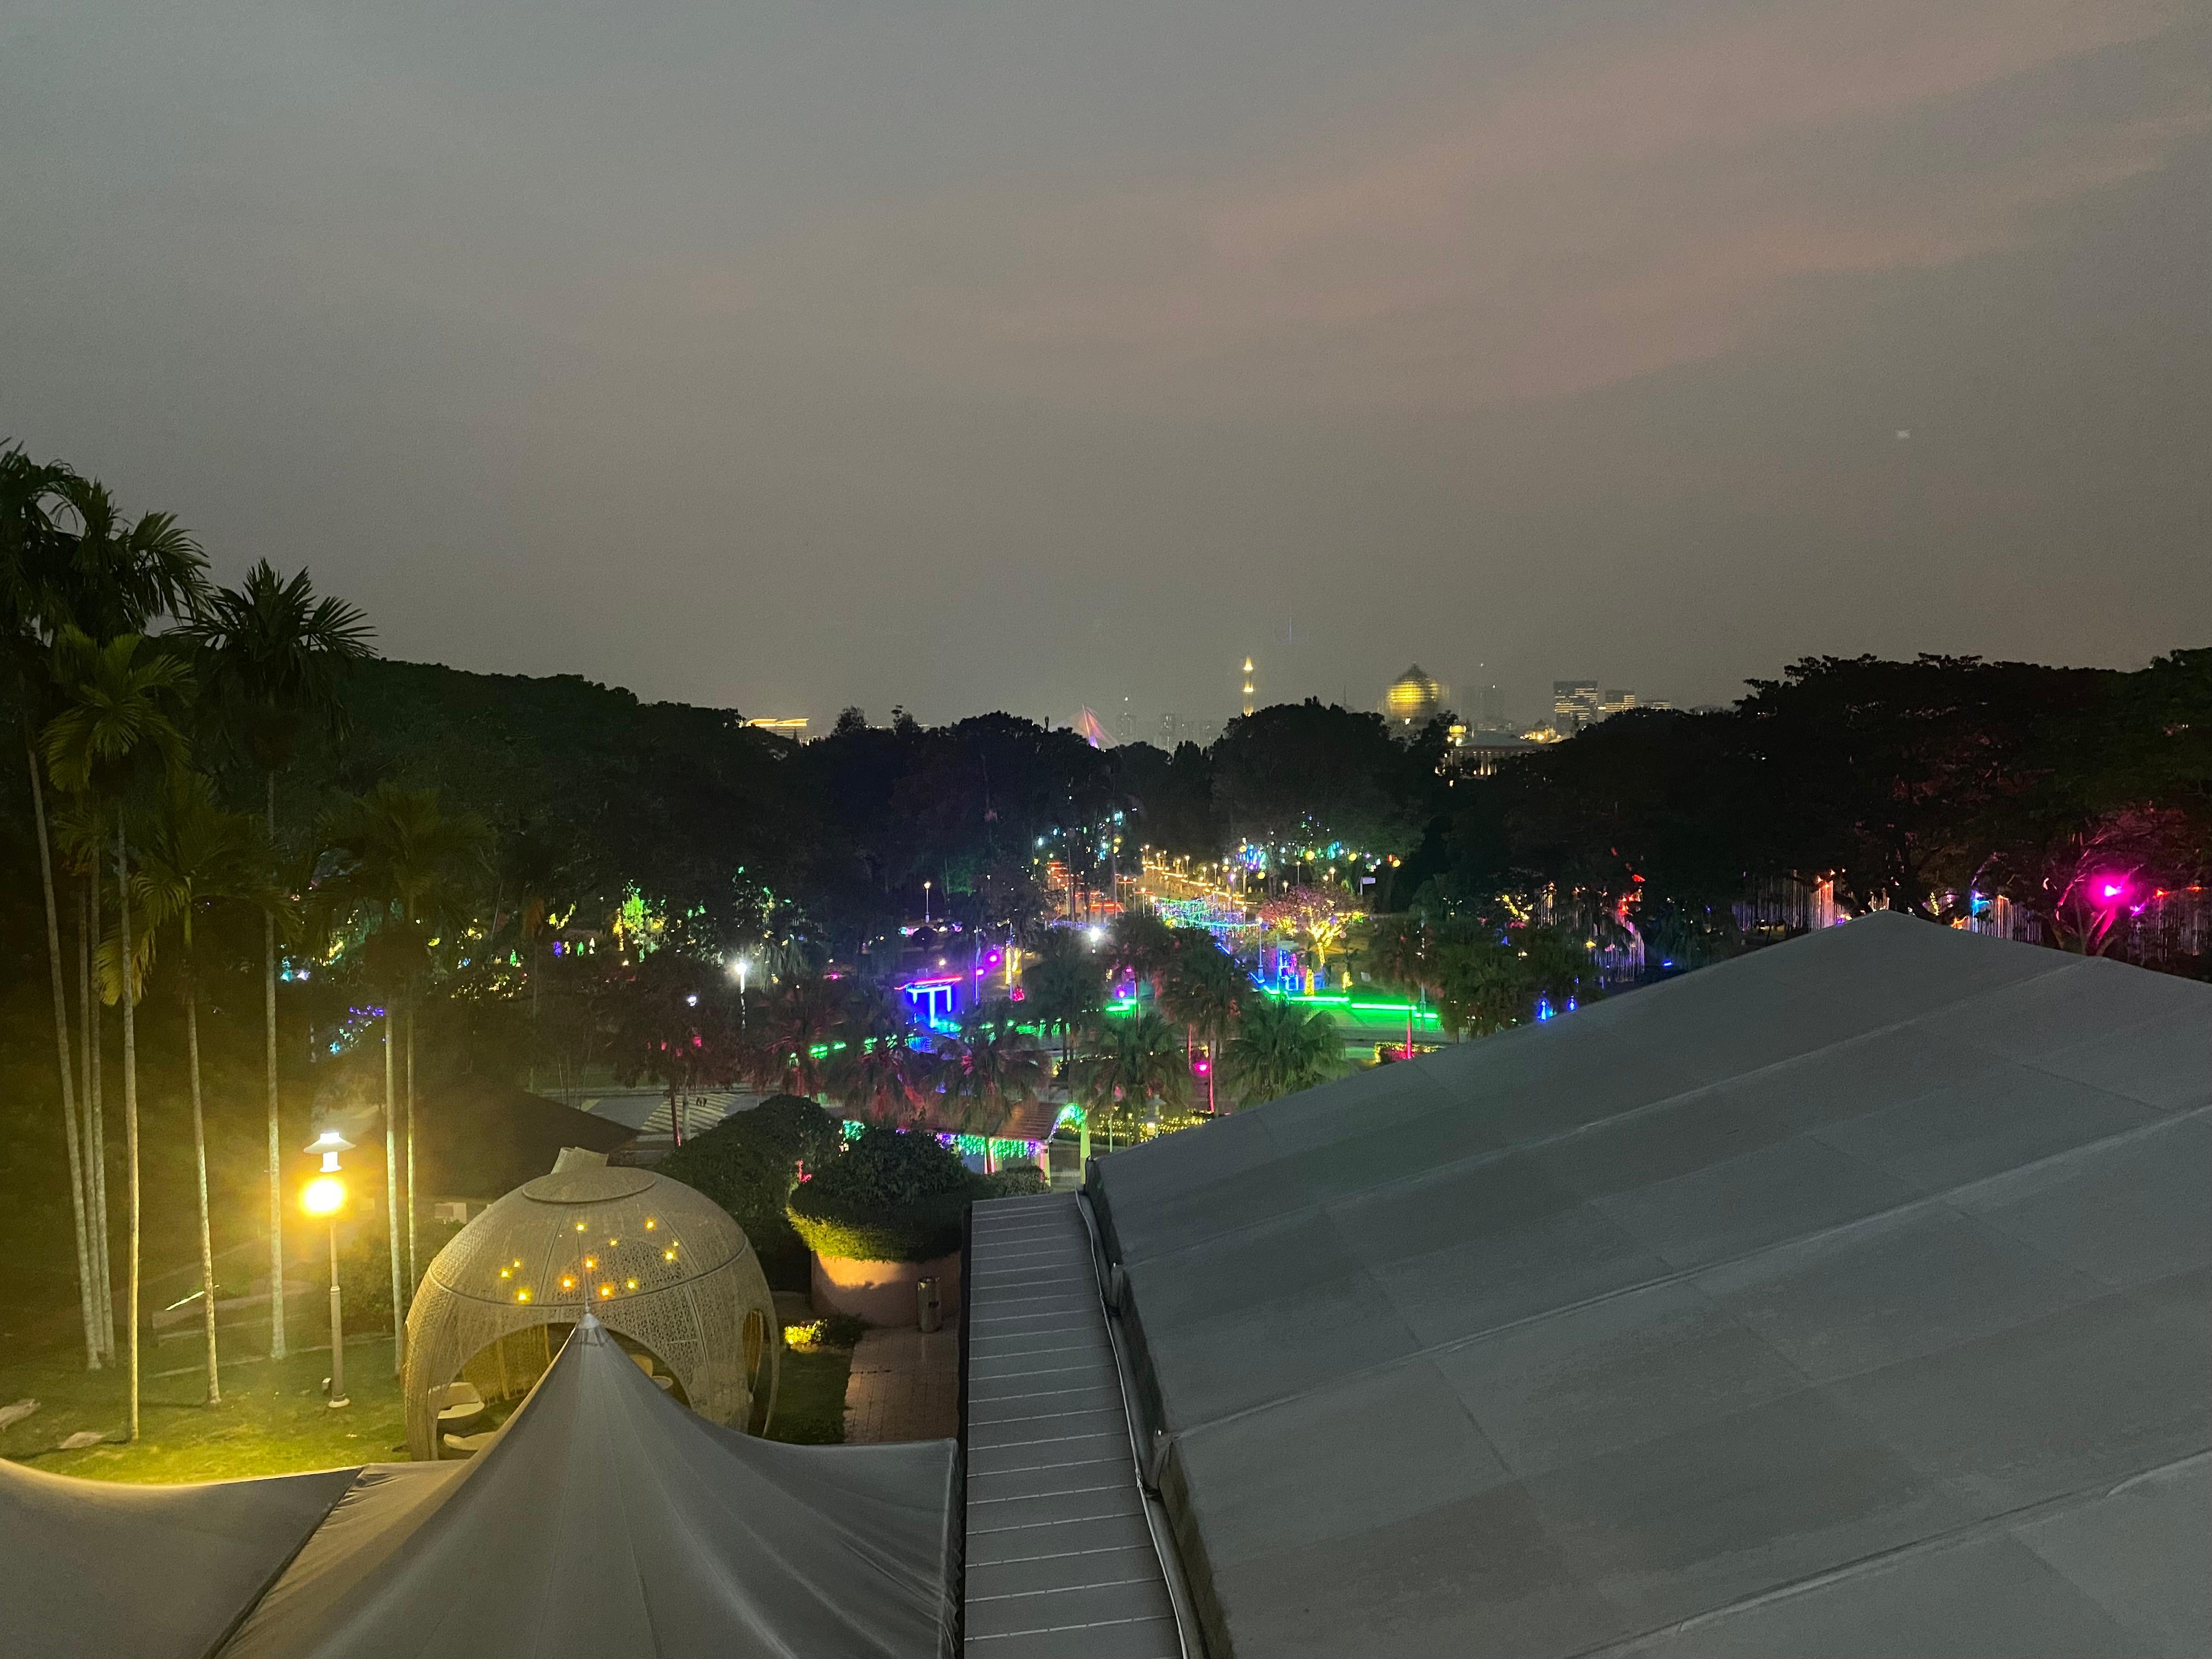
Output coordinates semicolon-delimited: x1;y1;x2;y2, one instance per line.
264;769;287;1359
404;1000;417;1294
117;811;143;1442
383;1010;404;1373
185;985;221;1404
82;877;115;1359
27;731;99;1367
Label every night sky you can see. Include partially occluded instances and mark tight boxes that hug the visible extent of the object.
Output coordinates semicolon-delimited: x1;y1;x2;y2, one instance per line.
4;0;2206;730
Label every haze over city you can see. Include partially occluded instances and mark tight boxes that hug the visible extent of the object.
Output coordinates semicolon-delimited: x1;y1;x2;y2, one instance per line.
5;0;2207;727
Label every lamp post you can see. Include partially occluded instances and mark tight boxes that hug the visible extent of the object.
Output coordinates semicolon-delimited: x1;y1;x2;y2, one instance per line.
302;1130;352;1408
923;879;932;925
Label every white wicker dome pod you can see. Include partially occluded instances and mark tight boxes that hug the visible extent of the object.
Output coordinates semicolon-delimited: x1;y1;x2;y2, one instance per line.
402;1160;777;1459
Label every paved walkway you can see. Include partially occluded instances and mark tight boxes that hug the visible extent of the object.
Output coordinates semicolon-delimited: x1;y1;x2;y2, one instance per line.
963;1194;1181;1658
842;1319;961;1444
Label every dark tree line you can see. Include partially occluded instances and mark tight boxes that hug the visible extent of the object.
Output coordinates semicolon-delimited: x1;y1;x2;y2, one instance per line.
1421;652;2210;971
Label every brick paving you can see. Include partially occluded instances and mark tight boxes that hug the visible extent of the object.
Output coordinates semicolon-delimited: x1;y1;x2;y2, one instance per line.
841;1318;961;1443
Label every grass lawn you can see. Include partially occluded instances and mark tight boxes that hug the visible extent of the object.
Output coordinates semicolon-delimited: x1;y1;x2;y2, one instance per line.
4;1316;855;1482
0;1325;406;1483
766;1345;853;1445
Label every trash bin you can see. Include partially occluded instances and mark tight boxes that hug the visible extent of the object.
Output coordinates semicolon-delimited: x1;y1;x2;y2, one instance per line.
916;1277;943;1334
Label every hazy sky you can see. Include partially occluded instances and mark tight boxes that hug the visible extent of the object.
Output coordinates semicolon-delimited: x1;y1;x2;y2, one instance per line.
4;0;2207;731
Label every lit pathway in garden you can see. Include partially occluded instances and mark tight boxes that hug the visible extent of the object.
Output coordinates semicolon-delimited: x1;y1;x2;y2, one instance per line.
843;1322;961;1444
963;1193;1182;1658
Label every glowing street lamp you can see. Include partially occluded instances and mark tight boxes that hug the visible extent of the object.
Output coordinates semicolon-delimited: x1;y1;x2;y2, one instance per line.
923;879;932;925
302;1130;353;1408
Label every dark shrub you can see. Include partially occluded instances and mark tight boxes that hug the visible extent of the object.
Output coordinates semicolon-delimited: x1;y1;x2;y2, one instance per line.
980;1163;1049;1198
660;1095;843;1289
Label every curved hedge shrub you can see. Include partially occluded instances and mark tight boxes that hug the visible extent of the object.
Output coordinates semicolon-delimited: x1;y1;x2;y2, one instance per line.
980;1164;1049;1198
659;1094;843;1288
787;1126;980;1264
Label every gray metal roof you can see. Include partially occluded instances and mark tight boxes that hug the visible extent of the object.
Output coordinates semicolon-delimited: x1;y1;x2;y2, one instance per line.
964;1195;1183;1657
1089;913;2211;1658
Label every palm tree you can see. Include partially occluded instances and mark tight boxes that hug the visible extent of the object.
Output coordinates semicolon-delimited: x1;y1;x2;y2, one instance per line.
319;783;490;1370
936;1001;1047;1138
605;951;743;1147
53;796;118;1359
1222;997;1341;1108
1355;915;1434;1057
1107;909;1178;1005
7;456;207;1373
1022;927;1105;1073
184;562;373;1361
43;628;195;1442
754;974;844;1098
1159;934;1244;1114
1433;936;1530;1039
41;478;210;644
827;988;934;1125
112;774;275;1405
1;449;101;1367
1069;1009;1189;1136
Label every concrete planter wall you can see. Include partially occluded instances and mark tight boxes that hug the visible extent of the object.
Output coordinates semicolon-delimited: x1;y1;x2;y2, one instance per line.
811;1250;962;1327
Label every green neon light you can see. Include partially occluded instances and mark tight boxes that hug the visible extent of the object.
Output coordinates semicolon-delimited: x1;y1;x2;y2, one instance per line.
1260;988;1443;1025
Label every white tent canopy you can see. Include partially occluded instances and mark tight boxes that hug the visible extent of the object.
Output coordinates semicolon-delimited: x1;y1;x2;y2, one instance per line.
3;1317;956;1659
1091;913;2211;1657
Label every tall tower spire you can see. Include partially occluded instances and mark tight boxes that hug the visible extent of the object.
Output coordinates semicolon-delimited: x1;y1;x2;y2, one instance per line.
1240;657;1256;717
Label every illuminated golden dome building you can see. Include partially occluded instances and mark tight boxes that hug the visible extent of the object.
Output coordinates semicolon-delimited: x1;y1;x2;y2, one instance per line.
1384;664;1446;725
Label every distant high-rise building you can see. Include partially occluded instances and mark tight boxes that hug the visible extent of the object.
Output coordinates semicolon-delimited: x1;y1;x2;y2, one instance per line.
1478;683;1508;731
1240;657;1257;718
1553;680;1600;733
1598;689;1638;720
1384;664;1446;726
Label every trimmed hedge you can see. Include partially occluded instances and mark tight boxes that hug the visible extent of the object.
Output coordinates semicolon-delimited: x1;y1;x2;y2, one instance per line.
980;1164;1049;1198
787;1192;972;1265
788;1126;979;1264
659;1095;844;1289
